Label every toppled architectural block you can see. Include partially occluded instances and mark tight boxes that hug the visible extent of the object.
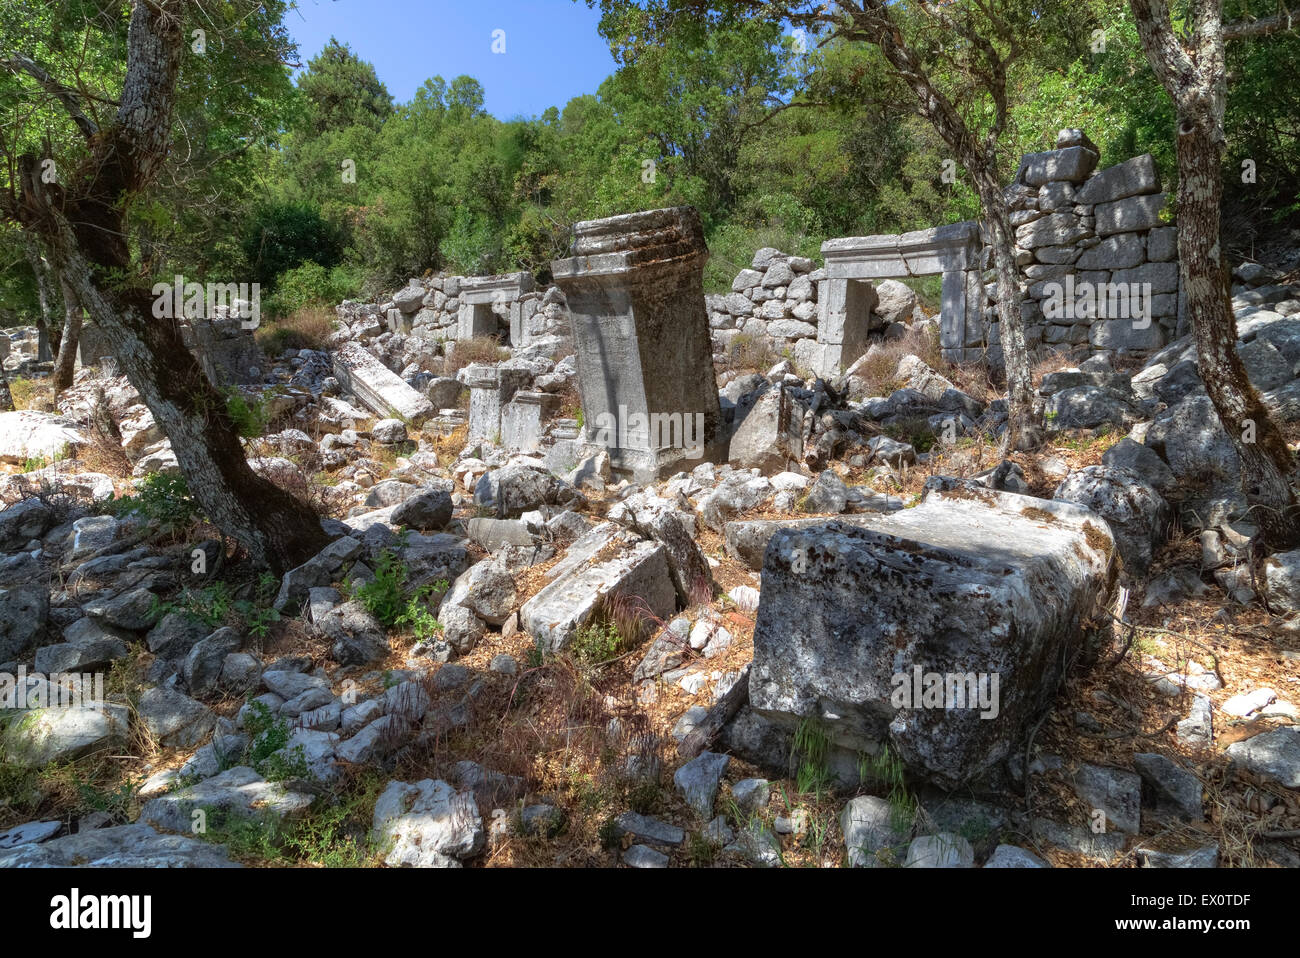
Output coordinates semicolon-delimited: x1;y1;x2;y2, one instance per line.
332;342;434;425
551;207;724;480
519;521;677;651
727;384;805;474
0;410;86;464
743;478;1117;789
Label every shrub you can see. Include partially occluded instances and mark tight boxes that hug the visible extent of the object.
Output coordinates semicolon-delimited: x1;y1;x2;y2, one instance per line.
263;262;360;320
727;332;783;373
108;472;201;532
224;388;271;439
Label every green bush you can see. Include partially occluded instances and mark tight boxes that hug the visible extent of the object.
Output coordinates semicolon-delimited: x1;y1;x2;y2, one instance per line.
224;388;271;439
263;261;361;320
108;472;201;532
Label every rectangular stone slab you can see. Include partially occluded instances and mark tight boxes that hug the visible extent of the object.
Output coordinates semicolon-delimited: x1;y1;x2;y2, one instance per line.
748;478;1116;789
332;342;434;425
520;522;676;652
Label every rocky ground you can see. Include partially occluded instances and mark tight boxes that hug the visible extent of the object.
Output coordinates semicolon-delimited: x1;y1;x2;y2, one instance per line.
0;251;1297;869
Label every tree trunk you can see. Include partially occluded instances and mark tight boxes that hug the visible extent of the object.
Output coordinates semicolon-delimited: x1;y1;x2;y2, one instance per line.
21;230;57;360
1176;118;1300;548
50;233;329;574
846;0;1043;452
51;277;81;395
974;171;1043;453
13;1;329;575
1128;0;1300;550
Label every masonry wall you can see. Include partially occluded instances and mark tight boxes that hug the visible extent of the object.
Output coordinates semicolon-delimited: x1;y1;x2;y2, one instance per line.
981;133;1181;365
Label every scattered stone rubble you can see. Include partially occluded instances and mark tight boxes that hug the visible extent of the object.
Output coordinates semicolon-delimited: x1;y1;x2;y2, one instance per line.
1;175;1298;869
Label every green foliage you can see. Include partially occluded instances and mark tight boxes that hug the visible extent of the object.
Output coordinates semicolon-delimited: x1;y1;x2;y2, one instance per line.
394;593;444;642
108;472;201;532
151;574;281;638
860;745;917;835
224;388;271;440
263;262;360;320
570;619;626;666
350;544;446;635
244;701;293;767
240;201;346;290
350;549;412;627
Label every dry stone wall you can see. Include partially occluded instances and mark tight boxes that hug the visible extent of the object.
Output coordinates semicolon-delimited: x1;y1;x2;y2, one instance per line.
988;130;1180;364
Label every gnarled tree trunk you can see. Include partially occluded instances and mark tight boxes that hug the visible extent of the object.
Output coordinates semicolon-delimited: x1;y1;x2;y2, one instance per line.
1130;0;1300;550
51;277;81;395
11;1;328;574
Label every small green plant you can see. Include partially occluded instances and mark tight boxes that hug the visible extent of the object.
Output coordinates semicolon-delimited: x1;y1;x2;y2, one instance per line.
108;471;201;532
792;717;833;798
687;831;722;867
351;548;411;627
242;701;308;781
525;639;545;669
21;454;48;473
258;745;311;783
860;745;916;834
395;594;443;641
571;619;624;666
150;575;280;637
224;387;271;440
597;815;622;850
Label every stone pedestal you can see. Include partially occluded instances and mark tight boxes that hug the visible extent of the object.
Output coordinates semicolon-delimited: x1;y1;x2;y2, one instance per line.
551;207;724;482
36;326;52;363
464;364;532;442
181;317;264;386
501;391;560;454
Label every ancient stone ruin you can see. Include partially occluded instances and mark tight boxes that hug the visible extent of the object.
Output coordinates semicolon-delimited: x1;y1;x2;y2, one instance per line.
551;207;725;480
4;132;1299;875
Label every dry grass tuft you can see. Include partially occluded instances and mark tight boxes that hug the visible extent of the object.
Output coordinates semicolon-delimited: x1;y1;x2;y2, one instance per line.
444;336;510;377
256;306;336;355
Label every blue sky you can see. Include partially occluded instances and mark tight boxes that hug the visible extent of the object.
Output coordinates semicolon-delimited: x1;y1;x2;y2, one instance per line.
284;0;619;120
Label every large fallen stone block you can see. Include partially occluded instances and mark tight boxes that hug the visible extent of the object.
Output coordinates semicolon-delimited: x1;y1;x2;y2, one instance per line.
519;522;677;652
725;514;898;570
332;342;434;425
745;478;1117;789
727;384;806;474
0;410;85;464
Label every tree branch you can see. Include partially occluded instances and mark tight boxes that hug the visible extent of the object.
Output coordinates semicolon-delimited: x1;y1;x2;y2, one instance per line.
0;51;99;139
1224;10;1297;40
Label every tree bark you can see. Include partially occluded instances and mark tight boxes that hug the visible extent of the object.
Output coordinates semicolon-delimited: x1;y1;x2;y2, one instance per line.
973;172;1044;452
21;230;58;360
51;277;81;395
844;0;1043;452
11;1;329;574
1129;0;1300;550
